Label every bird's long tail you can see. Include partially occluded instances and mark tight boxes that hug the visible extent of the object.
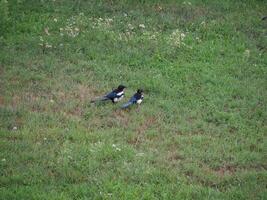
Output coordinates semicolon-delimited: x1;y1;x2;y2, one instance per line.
121;101;133;109
90;96;109;103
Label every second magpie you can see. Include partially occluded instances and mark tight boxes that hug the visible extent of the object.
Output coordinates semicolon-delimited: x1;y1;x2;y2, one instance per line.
121;89;144;109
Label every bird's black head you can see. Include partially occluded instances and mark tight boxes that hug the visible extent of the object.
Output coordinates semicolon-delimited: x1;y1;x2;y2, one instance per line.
117;85;126;91
137;89;143;94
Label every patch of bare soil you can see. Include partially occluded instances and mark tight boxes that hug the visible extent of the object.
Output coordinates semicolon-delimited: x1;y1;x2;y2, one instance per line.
0;96;4;106
113;110;131;127
214;165;237;177
127;116;160;146
136;116;158;135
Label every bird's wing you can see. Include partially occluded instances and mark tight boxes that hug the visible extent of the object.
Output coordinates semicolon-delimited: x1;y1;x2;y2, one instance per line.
105;91;117;99
121;94;136;109
121;101;133;109
129;95;137;103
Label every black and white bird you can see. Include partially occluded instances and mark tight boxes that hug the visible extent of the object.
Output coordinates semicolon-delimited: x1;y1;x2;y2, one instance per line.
91;85;126;103
121;89;144;109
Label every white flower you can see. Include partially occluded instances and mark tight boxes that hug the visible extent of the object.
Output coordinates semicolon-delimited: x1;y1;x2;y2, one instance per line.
115;147;121;151
128;24;134;30
169;29;186;47
150;34;156;39
13;126;17;130
44;137;47;141
139;24;145;29
53;18;58;22
50;99;54;103
112;144;121;151
106;18;113;23
244;49;250;57
196;37;201;42
74;27;80;32
1;158;6;162
44;27;50;35
200;21;206;26
183;1;192;5
136;153;145;156
45;44;52;48
156;5;163;11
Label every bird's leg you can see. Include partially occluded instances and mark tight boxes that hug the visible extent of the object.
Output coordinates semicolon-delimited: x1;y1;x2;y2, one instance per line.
137;104;141;113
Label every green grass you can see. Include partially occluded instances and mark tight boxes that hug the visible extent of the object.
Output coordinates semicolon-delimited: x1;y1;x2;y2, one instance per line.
0;0;266;199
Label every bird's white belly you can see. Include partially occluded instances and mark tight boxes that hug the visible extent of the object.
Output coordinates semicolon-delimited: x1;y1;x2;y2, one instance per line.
137;99;142;104
113;98;119;102
114;96;123;102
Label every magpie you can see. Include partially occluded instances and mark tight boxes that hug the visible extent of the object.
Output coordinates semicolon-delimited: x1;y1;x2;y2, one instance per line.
121;89;144;109
91;85;126;103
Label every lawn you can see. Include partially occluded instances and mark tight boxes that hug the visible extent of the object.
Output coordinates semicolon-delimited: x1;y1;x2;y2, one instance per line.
0;0;266;199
